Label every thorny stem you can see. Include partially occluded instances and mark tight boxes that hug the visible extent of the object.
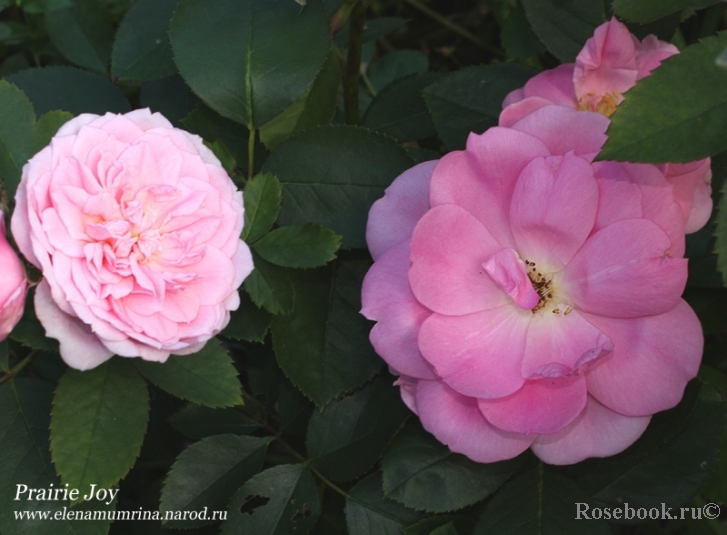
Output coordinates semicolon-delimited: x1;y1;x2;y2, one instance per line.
344;0;368;125
0;351;37;386
403;0;505;58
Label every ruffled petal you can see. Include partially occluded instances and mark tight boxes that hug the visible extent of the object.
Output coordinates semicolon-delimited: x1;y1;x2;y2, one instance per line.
361;240;437;380
561;219;687;318
531;395;650;465
510;152;598;269
418;306;529;399
521;309;612;379
574;18;638;104
416;379;534;463
584;300;702;416
522;64;578;107
409;204;508;316
429;128;551;247
509;105;609;160
366;160;436;260
478;375;587;435
35;280;114;371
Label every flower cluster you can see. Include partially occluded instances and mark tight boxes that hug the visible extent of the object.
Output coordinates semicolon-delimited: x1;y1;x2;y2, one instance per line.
11;109;253;370
361;19;706;464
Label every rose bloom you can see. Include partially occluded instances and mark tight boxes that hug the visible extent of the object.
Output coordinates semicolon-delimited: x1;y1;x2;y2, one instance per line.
501;17;712;234
361;105;702;465
0;213;27;341
11;109;253;370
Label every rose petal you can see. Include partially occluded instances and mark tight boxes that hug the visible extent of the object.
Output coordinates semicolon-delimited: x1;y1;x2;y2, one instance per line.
361;240;437;380
561;219;687;318
531;395;650;465
418;306;529;399
584;300;702;416
409;204;508;315
35;280;114;371
416;379;535;463
366;160;436;260
510;152;598;269
478;375;587;435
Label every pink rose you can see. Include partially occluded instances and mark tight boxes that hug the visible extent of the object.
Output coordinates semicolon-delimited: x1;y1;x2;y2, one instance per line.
0;213;27;341
500;18;712;233
361;105;703;465
11;109;253;370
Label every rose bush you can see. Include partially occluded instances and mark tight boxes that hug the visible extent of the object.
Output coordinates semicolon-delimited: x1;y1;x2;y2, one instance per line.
11;109;253;370
0;213;27;341
361;105;703;465
501;18;713;233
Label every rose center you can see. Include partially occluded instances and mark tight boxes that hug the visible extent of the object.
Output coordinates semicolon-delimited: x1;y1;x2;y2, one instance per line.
577;90;619;117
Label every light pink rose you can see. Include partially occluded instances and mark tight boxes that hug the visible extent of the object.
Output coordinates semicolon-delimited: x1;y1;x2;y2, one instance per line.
11;109;253;370
500;18;712;234
361;105;702;465
0;213;27;341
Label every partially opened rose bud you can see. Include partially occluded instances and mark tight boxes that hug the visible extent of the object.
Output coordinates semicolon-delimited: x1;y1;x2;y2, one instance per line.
11;109;254;370
500;17;712;234
0;213;27;341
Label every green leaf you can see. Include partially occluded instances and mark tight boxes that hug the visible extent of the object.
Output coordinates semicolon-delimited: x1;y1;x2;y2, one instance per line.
367;50;428;94
0;341;7;372
34;110;73;153
10;289;59;352
18;0;72;13
50;359;149;499
712;169;727;285
473;464;610;535
423;64;537;151
6;66;130;116
271;258;383;407
44;0;113;73
430;523;458;535
278;376;314;434
307;377;410;481
614;0;721;23
501;4;546;59
520;0;606;62
684;287;727;334
246;341;282;409
0;80;35;197
182;104;254;173
362;72;443;142
403;517;469;535
599;33;727;163
0;379;114;535
206;139;237;175
567;380;727;509
253;223;341;268
135;338;242;407
334;16;408;46
111;0;179;81
345;472;424;535
140;74;201;128
222;463;320;535
170;0;331;129
221;291;272;343
243;172;282;243
161;434;270;528
168;403;259;439
262;125;414;249
259;48;341;150
243;252;296;315
382;423;521;513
